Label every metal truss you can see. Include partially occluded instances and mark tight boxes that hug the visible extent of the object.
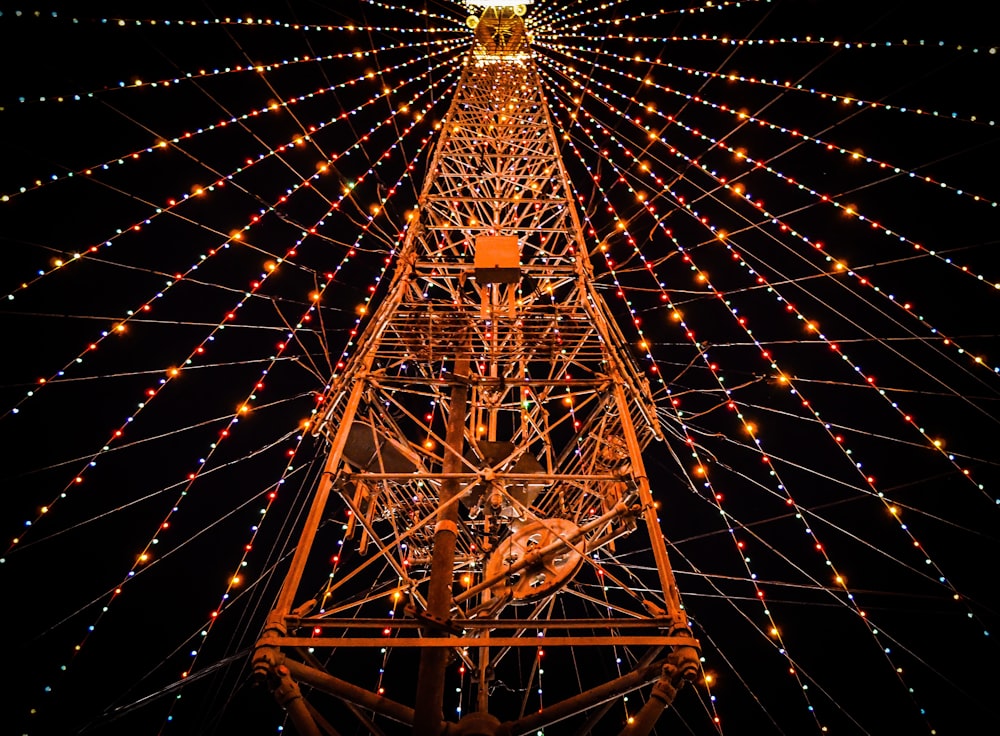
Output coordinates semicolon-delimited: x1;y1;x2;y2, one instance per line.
254;7;700;735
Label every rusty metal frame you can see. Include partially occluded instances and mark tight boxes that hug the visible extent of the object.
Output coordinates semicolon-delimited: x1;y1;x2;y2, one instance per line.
253;9;699;734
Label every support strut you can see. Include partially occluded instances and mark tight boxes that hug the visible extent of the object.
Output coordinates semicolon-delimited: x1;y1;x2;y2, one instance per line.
413;354;471;735
617;644;701;736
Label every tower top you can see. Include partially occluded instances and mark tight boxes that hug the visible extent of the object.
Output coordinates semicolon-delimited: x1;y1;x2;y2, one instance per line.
467;3;530;59
467;0;532;7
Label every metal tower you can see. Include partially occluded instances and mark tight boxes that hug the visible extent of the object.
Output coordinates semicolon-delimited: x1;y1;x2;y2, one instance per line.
253;3;700;734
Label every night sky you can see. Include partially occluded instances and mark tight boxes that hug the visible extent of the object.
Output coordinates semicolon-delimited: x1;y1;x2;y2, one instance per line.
1;1;999;734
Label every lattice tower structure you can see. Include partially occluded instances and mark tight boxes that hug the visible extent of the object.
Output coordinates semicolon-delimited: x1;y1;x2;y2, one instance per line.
253;11;700;735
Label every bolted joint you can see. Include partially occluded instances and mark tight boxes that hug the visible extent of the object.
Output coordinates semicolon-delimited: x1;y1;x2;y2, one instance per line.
252;609;289;682
272;664;305;708
666;634;701;684
648;663;680;705
251;647;277;684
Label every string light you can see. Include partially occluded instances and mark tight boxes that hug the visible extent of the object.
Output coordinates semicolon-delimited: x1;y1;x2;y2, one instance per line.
542;65;993;662
5;6;996;734
539;45;1000;287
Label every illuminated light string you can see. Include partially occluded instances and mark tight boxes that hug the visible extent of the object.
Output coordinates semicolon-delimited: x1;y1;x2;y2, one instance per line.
535;639;545;716
17;116;447;594
620;536;958;606
537;47;1000;289
361;0;464;28
666;544;852;732
594;553;645;726
573;163;666;382
5;73;456;556
684;631;738;731
544;59;994;614
0;10;466;34
2;62;461;420
23;86;448;731
615;117;1000;453
315;519;351;614
315;569;427;707
3;309;337;335
538;41;1000;170
686;433;985;585
543;74;995;648
19;293;318;703
314;503;430;619
374;625;395;703
549;85;940;728
533;0;773;36
7;352;305;389
534;69;669;383
368;559;429;706
286;115;457;488
596;552;629;721
2;50;462;313
550;42;1000;132
546;57;998;515
539;83;827;732
7;36;462;110
555;597;627;729
674;488;942;727
311;132;465;486
537;53;1000;382
164;452;362;726
17;387;313;483
310;528;423;711
546;67;1000;389
695;379;998;469
117;482;317;727
544;48;999;505
214;23;345;189
3;7;988;732
244;16;438;244
373;566;429;705
529;0;645;33
455;655;467;720
21;430;306;726
668;519;946;592
551;104;949;735
1;40;467;204
677;579;855;733
664;431;828;724
196;35;460;229
538;27;1000;58
576;591;652;728
320;124;455;385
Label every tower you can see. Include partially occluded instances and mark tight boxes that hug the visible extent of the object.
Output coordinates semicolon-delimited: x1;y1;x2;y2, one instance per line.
252;3;700;733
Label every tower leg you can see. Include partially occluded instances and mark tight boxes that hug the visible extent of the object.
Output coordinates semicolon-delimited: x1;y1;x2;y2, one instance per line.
617;646;700;736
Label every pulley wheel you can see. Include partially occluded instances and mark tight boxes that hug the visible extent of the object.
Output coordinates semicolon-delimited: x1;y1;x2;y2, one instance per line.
484;518;585;602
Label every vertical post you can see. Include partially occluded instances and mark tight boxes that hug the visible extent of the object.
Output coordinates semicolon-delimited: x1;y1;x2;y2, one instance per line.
612;383;684;622
611;382;700;735
275;364;372;617
413;352;470;734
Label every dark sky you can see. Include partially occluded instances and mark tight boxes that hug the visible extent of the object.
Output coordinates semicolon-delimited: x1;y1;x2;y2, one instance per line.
1;1;998;734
